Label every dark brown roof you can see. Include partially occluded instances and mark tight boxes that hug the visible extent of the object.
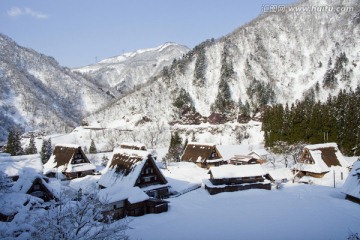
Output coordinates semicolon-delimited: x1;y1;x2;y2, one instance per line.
310;147;341;167
109;152;145;176
51;145;89;168
181;143;222;163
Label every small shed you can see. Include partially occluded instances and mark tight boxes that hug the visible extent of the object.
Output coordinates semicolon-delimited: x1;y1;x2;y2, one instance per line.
44;144;96;179
248;149;269;163
181;142;226;168
266;168;294;183
204;164;271;195
293;143;350;178
120;142;147;151
342;160;360;204
229;155;258;165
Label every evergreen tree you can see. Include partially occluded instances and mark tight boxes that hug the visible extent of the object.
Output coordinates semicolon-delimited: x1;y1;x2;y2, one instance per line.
165;132;183;162
89;139;97;154
4;129;15;155
40;138;53;164
13;129;23;156
5;128;23;156
40;139;48;164
46;138;52;160
212;42;235;114
25;133;37;155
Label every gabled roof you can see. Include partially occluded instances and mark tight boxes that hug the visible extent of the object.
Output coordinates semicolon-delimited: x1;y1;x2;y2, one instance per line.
98;186;149;204
11;168;57;199
295;143;349;174
98;149;167;188
248;149;269;159
181;142;223;163
209;164;266;179
0;154;42;178
342;160;360;200
44;144;95;173
267;168;294;181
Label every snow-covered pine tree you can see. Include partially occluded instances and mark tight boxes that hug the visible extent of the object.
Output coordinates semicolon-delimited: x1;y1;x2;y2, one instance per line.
89;139;97;154
25;133;37;155
165;131;183;162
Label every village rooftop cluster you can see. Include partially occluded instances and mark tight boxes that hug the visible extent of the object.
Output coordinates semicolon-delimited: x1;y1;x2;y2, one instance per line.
0;139;359;225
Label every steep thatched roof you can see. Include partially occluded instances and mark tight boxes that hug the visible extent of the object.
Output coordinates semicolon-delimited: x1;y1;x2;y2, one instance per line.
295;143;350;174
99;149;167;188
181;142;223;163
109;150;146;176
305;143;349;168
45;144;90;168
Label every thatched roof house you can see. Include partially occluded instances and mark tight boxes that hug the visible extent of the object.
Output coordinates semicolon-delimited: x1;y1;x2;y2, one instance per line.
98;148;169;219
99;148;169;198
181;142;226;168
12;168;56;202
293;143;350;178
44;144;96;179
342;160;360;204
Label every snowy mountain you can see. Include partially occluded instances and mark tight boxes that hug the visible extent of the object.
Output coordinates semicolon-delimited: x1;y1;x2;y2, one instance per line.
84;0;360;147
73;43;189;96
0;33;113;141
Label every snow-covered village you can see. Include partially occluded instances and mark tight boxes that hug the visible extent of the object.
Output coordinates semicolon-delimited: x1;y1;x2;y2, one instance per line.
1;0;360;239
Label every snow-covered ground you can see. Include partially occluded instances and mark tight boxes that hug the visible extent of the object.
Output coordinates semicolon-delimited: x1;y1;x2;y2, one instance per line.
127;183;360;240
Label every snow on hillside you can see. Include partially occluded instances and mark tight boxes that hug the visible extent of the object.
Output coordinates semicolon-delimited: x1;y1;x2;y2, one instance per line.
84;0;360;147
0;33;113;141
73;42;189;95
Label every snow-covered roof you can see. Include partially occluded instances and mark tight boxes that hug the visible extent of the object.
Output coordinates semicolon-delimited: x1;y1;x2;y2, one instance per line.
187;142;216;147
0;154;43;178
181;142;223;163
294;142;350;173
54;143;81;149
209;164;266;179
44;144;95;173
267;168;294;181
98;149;150;188
66;162;96;173
120;142;147;150
305;142;338;150
248;149;269;159
0;192;44;216
98;186;149;204
342;160;360;200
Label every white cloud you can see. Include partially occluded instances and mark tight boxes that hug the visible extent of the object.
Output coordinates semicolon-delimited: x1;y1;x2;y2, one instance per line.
7;7;49;19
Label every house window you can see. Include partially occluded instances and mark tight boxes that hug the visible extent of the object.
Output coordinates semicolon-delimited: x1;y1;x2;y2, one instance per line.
33;184;40;191
143;177;151;182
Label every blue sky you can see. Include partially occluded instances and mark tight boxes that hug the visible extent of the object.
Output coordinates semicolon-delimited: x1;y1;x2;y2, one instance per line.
1;0;296;68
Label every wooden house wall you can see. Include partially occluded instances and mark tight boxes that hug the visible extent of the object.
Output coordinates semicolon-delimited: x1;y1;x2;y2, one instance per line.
145;186;169;199
205;182;271;195
135;158;168;189
65;169;95;179
210;176;265;185
102;199;169;221
346;194;360;205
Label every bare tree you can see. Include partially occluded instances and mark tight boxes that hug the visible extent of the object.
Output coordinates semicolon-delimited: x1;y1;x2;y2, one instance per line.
31;192;129;240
